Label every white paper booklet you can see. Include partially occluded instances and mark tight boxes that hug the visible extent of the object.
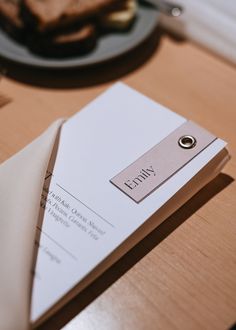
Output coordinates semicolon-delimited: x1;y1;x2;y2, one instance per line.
31;83;229;326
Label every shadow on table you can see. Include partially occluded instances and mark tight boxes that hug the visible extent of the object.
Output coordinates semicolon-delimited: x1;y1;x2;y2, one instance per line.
37;172;233;330
0;28;183;89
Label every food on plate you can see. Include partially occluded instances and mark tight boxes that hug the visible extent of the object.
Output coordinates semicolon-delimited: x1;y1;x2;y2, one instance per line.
100;0;137;31
0;0;24;40
0;0;137;57
22;0;123;32
29;23;97;57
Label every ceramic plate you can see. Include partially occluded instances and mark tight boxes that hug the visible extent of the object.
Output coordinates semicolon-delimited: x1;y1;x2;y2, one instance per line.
0;5;158;69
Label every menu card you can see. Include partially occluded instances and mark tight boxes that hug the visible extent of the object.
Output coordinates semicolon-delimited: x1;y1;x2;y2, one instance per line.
31;83;228;325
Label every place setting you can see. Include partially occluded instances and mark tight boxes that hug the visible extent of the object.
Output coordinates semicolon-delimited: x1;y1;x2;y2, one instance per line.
0;2;235;330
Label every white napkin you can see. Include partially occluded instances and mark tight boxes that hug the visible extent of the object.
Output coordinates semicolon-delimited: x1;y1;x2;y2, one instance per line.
159;0;236;65
0;119;64;330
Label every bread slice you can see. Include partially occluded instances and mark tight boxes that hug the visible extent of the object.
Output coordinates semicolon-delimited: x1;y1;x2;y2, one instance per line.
0;0;97;57
22;0;123;33
28;23;97;57
0;0;25;40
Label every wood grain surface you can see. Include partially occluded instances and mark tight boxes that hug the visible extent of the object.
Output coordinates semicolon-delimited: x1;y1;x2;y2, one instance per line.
0;32;236;330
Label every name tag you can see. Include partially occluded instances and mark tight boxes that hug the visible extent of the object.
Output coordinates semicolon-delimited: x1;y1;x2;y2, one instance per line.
110;121;216;203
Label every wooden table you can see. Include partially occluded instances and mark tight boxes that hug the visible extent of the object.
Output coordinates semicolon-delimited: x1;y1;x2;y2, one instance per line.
0;32;236;330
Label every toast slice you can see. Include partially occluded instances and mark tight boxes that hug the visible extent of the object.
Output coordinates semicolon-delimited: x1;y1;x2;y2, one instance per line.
22;0;123;32
0;0;25;40
0;0;97;57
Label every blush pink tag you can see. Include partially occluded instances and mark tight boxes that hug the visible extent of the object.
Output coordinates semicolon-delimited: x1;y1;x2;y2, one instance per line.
110;121;216;203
